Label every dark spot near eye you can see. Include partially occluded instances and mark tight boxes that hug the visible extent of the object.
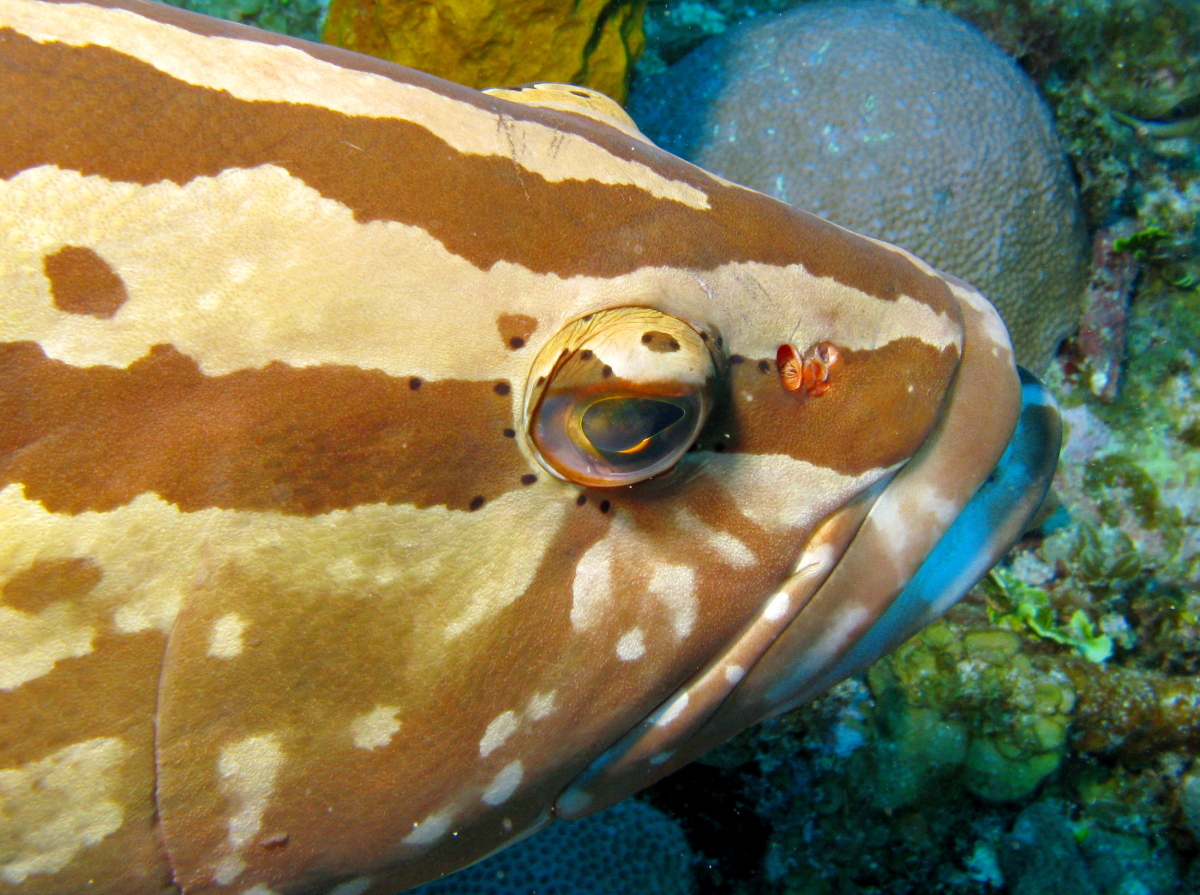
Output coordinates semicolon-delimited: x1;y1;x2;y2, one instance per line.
409;377;422;390
714;442;726;452
521;474;537;485
729;355;744;364
570;89;591;98
576;494;587;506
503;428;516;438
602;365;613;378
716;336;724;347
494;381;511;396
700;331;709;341
497;313;537;349
641;331;681;353
583;314;593;322
537;376;545;386
599;500;611;514
469;495;485;510
43;245;128;318
758;360;770;373
580;350;593;360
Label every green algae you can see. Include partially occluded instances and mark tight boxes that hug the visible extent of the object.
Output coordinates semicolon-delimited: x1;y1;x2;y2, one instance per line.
1112;224;1172;260
982;568;1114;663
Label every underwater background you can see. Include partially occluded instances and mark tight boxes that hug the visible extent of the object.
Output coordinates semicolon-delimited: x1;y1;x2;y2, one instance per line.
159;0;1200;890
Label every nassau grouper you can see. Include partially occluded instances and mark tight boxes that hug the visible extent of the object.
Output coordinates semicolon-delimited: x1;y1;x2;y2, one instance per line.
0;2;1061;892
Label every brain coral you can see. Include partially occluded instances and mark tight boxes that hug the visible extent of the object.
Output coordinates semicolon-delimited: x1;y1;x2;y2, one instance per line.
412;799;695;894
628;0;1090;372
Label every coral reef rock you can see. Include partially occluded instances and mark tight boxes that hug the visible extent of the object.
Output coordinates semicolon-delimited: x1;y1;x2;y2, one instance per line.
629;0;1090;372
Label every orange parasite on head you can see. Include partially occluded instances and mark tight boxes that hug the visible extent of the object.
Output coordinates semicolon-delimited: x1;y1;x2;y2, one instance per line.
775;342;840;396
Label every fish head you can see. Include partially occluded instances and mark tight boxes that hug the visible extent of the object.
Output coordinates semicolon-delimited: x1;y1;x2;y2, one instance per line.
0;12;1060;894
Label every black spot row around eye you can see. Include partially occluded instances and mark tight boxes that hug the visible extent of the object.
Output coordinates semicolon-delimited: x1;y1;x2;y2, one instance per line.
573;493;611;513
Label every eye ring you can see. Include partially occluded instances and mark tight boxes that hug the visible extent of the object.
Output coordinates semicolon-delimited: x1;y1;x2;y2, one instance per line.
524;308;721;488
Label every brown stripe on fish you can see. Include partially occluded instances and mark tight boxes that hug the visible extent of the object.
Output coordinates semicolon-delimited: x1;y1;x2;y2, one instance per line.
0;26;956;309
0;341;526;515
703;339;960;476
1;556;100;614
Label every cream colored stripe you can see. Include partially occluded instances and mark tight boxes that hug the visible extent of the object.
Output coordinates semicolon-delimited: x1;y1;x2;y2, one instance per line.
700;453;893;531
697;262;964;362
0;737;129;884
1;166;961;382
0;482;566;689
0;0;710;209
1;165;576;380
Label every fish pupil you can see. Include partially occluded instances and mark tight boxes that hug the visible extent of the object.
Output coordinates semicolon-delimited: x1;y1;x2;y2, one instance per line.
582;397;686;455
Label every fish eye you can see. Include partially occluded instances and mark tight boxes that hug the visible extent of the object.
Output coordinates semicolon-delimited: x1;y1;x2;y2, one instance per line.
524;308;720;487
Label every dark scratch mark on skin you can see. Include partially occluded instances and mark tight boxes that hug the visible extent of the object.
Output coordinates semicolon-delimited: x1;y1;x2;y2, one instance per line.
496;112;531;203
547;127;567;160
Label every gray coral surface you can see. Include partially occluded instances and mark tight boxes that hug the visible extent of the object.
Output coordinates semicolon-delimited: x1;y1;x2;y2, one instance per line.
627;0;1091;373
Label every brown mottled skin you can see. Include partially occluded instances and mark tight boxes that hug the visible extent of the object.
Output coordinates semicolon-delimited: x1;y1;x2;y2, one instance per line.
0;1;1030;893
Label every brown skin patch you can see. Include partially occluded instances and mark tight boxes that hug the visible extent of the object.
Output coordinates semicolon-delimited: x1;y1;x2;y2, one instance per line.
0;341;526;515
497;314;538;350
640;331;681;353
708;338;960;476
42;246;129;318
0;629;176;895
2;556;102;613
154;456;817;893
0;29;955;310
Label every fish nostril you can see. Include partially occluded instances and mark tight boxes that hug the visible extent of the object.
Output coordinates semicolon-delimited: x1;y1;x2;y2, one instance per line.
776;342;840;396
